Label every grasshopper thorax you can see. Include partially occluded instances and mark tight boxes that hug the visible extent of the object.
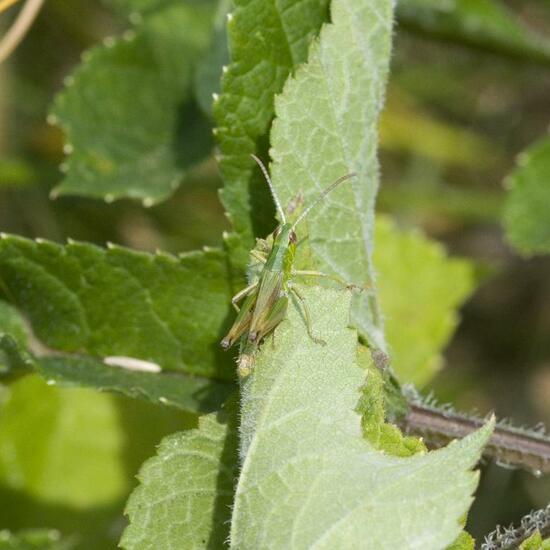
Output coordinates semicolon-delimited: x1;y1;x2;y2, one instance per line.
266;223;297;275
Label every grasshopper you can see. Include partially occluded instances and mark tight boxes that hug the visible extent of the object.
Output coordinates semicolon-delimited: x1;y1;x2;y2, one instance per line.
221;155;356;376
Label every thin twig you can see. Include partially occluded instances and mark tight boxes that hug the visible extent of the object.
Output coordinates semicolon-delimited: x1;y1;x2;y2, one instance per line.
401;399;550;475
0;0;44;64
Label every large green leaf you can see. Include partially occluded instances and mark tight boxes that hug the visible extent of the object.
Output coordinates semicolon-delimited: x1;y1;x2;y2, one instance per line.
36;356;233;414
214;0;330;266
269;0;393;349
232;286;493;548
50;3;213;205
120;399;238;549
375;216;476;387
0;235;233;381
397;0;550;65
503;136;550;256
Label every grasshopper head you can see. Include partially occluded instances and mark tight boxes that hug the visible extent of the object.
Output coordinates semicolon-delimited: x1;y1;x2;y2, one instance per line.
272;223;297;248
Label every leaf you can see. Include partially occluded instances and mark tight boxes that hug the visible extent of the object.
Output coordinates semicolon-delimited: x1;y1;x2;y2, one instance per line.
397;0;550;66
50;3;213;205
375;216;477;387
446;531;474;550
0;529;76;550
503;136;550;256
520;531;550;550
0;301;27;346
0;334;34;379
0;235;234;380
269;0;393;349
194;0;230;117
231;286;493;548
36;355;233;414
120;398;238;550
214;0;330;266
0;375;127;507
356;346;426;457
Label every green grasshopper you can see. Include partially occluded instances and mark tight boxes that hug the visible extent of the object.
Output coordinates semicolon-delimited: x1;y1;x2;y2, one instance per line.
221;155;356;376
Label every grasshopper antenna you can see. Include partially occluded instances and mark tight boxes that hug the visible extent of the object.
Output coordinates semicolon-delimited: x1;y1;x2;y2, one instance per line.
292;172;356;229
251;154;286;224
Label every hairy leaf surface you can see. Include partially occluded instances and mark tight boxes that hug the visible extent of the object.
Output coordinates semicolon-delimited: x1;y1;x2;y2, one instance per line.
0;235;233;380
270;0;393;349
121;400;238;550
375;216;476;386
397;0;550;65
51;4;213;204
503;137;550;256
232;286;493;549
214;0;329;266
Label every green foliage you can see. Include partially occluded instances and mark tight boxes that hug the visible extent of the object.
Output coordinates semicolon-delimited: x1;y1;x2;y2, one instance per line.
0;374;195;550
0;375;127;507
0;301;27;346
0;529;75;550
446;531;475;550
214;0;330;266
270;0;393;350
233;286;493;548
0;302;30;375
504;137;550;256
357;346;426;456
0;235;233;379
121;399;238;549
520;531;550;549
374;216;477;386
194;0;230;117
1;0;532;545
51;3;213;204
397;0;550;65
36;356;233;414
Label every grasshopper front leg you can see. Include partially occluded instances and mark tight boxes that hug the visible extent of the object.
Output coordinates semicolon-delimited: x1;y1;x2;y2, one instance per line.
293;270;367;292
290;285;326;346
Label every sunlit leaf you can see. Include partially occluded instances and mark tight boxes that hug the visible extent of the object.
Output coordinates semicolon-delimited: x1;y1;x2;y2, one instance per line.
232;286;493;548
504;136;550;256
120;399;238;549
0;375;127;507
375;216;476;387
270;0;393;349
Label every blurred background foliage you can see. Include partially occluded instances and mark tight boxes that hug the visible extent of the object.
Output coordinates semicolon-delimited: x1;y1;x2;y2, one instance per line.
0;0;549;547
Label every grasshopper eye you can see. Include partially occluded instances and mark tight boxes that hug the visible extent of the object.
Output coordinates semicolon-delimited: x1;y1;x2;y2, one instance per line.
289;231;297;243
273;226;281;239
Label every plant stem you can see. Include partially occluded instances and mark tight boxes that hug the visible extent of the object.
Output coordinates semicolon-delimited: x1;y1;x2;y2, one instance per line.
401;401;550;476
